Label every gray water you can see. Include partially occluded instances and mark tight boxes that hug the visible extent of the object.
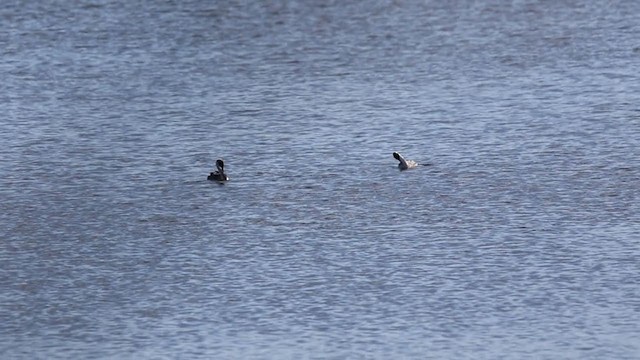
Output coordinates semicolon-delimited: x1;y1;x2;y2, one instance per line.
2;1;640;359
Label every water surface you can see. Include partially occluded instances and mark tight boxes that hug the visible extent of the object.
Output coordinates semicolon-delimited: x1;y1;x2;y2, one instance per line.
2;1;639;359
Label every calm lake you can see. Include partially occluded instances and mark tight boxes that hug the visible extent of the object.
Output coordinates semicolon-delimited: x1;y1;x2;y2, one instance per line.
2;0;639;358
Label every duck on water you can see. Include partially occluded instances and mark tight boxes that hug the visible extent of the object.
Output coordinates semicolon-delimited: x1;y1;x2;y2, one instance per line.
208;159;229;181
393;152;420;170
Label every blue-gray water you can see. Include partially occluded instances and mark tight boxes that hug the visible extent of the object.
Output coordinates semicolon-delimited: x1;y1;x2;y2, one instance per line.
2;1;640;359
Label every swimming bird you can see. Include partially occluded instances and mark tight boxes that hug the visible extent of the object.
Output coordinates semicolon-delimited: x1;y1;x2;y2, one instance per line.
393;152;419;170
208;159;229;181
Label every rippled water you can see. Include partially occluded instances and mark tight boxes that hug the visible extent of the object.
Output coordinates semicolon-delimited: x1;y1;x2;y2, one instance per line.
2;1;640;359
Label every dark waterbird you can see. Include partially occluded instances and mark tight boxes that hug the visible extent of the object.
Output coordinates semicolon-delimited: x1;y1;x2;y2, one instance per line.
208;159;229;182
